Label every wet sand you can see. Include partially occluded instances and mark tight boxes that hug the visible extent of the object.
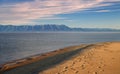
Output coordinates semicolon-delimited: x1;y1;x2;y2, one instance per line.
0;42;120;74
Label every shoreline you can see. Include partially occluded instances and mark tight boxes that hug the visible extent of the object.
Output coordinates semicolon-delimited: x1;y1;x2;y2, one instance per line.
0;42;120;74
0;44;88;73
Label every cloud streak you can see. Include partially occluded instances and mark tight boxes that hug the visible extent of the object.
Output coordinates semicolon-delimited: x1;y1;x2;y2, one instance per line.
0;0;119;24
95;10;110;12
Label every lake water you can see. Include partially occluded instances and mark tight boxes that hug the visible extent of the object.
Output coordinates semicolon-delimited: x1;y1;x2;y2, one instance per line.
0;32;120;64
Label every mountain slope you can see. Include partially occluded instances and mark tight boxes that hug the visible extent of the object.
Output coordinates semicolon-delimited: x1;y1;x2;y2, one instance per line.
0;24;119;32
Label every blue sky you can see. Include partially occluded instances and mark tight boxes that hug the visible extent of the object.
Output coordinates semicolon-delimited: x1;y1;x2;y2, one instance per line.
0;0;120;29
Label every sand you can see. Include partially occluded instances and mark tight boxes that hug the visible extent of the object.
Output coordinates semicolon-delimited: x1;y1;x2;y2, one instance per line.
0;42;120;74
39;42;120;74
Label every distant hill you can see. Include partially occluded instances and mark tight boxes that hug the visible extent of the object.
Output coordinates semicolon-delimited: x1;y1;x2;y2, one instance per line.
0;24;120;32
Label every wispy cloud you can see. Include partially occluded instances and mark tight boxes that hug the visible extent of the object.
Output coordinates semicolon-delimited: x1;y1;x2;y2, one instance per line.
0;0;119;24
95;10;110;12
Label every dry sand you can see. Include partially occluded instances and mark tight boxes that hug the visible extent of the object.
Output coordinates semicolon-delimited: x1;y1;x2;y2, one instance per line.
39;42;120;74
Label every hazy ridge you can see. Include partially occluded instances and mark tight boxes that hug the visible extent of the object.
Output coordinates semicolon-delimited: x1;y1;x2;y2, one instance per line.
0;24;120;32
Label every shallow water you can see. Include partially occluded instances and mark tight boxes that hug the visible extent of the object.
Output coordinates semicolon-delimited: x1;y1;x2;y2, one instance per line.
0;32;120;64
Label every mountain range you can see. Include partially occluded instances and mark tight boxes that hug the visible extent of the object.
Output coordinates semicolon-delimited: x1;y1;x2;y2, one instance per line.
0;24;120;32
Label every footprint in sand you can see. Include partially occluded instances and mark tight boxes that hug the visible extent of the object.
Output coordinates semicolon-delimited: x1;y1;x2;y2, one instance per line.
100;69;104;72
75;71;79;74
97;66;101;69
99;62;105;67
71;67;75;70
71;62;75;66
56;73;60;74
64;66;68;69
78;58;81;62
112;57;115;59
62;69;67;72
81;64;85;69
62;67;68;73
88;71;90;74
73;62;75;64
93;72;97;74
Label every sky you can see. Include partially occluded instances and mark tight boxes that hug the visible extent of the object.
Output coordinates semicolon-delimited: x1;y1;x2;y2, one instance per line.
0;0;120;29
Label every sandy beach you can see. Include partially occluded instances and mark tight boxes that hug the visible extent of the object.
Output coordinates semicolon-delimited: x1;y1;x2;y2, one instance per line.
0;42;120;74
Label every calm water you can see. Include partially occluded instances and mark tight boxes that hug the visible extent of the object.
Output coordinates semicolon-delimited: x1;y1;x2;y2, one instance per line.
0;32;120;64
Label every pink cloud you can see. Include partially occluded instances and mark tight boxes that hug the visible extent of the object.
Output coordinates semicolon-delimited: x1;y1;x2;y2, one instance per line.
0;0;119;24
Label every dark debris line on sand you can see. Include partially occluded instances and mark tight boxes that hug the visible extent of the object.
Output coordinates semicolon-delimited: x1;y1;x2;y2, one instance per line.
0;44;93;74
